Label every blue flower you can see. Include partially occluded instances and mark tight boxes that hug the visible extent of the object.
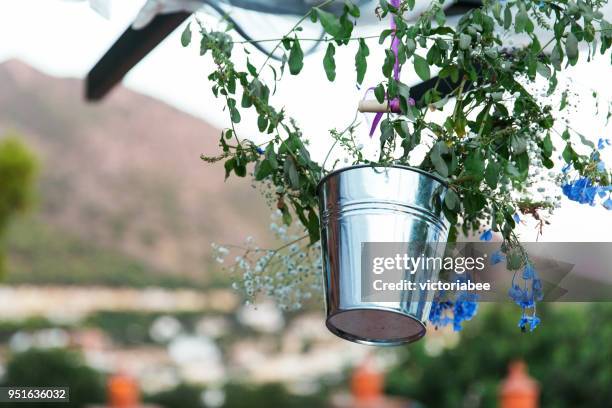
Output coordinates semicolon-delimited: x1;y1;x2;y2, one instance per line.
598;138;611;150
562;177;600;205
604;197;612;211
428;300;452;328
522;263;536;279
562;163;571;174
452;293;479;331
490;250;505;265
429;290;479;332
532;278;544;301
508;284;524;303
518;314;540;332
597;161;606;172
256;147;265;154
513;213;521;223
508;284;535;309
480;229;493;241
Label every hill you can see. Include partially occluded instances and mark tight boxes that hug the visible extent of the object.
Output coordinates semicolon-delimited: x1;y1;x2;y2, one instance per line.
0;59;269;286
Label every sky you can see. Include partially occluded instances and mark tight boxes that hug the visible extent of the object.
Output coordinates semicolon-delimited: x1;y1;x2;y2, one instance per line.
1;0;612;242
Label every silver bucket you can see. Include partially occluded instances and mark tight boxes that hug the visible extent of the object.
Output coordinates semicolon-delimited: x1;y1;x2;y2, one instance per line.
317;165;450;346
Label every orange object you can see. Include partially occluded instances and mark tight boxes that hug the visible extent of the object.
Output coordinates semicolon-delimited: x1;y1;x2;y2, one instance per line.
351;357;383;402
499;361;539;408
108;373;140;408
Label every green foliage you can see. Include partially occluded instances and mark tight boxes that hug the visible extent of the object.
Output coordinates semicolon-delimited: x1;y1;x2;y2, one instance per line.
0;135;37;278
84;310;206;345
1;348;105;408
146;383;204;408
189;0;612;254
222;382;327;408
146;382;328;408
386;304;612;407
323;43;336;81
5;217;202;288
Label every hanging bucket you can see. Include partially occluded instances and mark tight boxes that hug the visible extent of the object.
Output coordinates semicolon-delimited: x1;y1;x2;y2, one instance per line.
317;165;450;346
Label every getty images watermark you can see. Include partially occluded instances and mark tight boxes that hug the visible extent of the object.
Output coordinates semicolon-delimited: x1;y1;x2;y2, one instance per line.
360;242;612;302
370;251;491;292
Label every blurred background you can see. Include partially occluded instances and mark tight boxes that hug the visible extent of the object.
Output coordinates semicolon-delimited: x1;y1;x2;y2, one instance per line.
1;1;612;407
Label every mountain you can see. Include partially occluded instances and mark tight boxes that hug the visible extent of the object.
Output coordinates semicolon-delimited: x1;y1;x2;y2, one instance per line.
0;59;270;286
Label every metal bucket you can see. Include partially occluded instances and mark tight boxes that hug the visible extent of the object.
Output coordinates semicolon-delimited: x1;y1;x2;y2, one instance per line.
317;165;449;346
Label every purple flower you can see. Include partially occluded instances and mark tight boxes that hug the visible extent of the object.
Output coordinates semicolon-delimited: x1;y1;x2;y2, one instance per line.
480;229;493;241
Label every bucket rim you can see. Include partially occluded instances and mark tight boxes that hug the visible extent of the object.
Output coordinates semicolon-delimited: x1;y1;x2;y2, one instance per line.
325;307;427;346
316;164;447;196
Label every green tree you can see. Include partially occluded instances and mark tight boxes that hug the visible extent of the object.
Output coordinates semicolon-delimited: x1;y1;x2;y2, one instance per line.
0;135;37;278
2;348;105;408
386;304;612;407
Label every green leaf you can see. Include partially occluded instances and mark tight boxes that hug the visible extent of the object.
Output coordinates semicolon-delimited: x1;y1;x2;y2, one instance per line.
316;8;342;37
307;209;321;244
511;135;527;155
374;83;385;103
413;54;430;81
444;189;459;210
542;133;553;157
463;192;486;215
246;59;258;76
434;8;445;26
459;33;471;50
485;160;500;189
181;22;192;47
562;143;575;164
536;62;551;79
234;162;247;177
560;91;569;111
355;39;369;85
551;43;563;70
515;10;530;33
265;143;278;169
566;32;579;65
430;142;449;177
288;39;304;75
503;5;512;30
464;149;485;178
382;49;395;78
257;115;268;132
254;159;273;180
323;43;336;81
224;158;236;179
405;38;416;57
283;157;300;189
506;249;524;270
380;119;394;147
345;0;360;17
578;132;595;149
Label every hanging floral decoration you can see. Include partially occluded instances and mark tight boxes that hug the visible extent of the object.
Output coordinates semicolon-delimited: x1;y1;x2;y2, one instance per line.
188;0;612;332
